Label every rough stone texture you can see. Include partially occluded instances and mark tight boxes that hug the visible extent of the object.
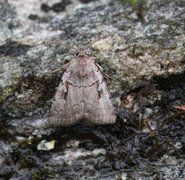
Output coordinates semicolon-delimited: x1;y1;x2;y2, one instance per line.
0;1;185;179
0;0;185;118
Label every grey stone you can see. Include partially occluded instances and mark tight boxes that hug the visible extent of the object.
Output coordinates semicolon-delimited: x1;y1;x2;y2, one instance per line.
0;2;184;179
0;0;184;118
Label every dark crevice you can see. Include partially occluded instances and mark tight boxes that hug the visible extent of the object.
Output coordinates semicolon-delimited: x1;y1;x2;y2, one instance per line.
41;0;72;13
0;41;31;57
153;71;185;90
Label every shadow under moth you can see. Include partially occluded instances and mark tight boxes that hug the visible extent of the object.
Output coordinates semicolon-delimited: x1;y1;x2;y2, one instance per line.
49;49;116;126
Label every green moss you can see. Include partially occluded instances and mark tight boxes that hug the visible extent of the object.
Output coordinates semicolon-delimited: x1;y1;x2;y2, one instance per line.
0;84;19;102
120;0;138;5
31;169;59;180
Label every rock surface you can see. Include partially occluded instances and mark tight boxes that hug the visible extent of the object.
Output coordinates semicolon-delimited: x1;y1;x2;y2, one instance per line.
0;0;185;179
0;0;185;117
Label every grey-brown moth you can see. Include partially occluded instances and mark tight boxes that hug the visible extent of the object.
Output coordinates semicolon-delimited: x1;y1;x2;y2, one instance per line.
49;49;116;126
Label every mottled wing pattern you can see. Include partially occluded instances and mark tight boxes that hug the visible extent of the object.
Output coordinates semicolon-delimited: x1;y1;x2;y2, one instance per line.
83;65;116;124
49;50;116;126
49;80;84;126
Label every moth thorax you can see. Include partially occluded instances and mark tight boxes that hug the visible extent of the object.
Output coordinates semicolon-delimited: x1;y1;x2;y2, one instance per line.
79;70;87;77
78;58;87;66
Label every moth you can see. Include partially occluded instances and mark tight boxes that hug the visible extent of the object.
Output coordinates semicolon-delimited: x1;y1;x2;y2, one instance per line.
49;49;116;126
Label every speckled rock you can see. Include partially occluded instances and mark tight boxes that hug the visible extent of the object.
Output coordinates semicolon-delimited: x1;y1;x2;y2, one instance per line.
0;0;185;117
0;1;185;179
0;21;12;45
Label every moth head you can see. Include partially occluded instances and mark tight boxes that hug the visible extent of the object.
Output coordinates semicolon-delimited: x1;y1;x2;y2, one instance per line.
75;49;88;57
